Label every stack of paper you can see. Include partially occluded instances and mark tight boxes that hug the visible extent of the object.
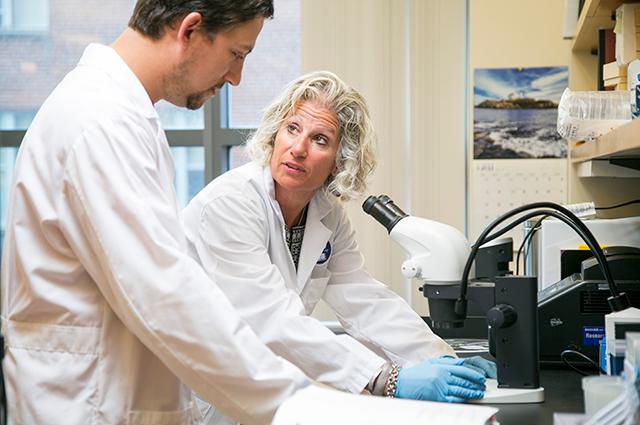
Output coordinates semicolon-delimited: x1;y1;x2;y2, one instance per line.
273;385;499;425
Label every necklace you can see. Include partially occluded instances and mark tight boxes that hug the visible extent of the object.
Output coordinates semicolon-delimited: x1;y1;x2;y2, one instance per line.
295;204;308;227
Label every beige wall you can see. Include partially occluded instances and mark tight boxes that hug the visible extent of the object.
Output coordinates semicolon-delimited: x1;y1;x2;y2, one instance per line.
302;0;467;318
470;0;570;68
468;1;571;242
302;0;571;319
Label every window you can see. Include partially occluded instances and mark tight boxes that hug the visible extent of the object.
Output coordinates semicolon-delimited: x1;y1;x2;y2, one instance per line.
0;0;49;32
227;2;301;129
214;0;301;175
228;145;252;170
0;0;301;256
0;147;18;250
171;146;205;208
156;100;204;131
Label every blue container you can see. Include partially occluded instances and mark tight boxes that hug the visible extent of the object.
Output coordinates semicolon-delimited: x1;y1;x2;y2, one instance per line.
599;337;607;373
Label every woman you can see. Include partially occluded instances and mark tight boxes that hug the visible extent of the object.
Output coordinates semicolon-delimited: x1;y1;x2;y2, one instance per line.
181;71;494;411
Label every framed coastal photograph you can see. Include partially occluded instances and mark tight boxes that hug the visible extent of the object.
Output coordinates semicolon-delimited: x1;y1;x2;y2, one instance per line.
473;66;568;159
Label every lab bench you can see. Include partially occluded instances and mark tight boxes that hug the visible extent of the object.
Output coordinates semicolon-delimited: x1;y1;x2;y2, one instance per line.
489;367;584;425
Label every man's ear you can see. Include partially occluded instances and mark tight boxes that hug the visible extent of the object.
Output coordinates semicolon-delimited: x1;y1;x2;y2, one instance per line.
176;12;202;45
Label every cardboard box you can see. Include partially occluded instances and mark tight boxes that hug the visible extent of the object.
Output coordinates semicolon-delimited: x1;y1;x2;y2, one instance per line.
603;61;628;80
615;3;640;65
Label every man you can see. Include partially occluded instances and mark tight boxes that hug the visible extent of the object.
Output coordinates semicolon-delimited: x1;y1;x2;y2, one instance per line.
0;2;310;424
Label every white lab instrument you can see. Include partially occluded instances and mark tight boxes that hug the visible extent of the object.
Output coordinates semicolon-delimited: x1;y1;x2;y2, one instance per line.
580;332;640;425
582;375;625;416
605;307;640;375
527;216;640;290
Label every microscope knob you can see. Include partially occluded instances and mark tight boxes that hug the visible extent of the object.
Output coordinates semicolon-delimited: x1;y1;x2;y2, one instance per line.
486;304;517;329
401;260;421;278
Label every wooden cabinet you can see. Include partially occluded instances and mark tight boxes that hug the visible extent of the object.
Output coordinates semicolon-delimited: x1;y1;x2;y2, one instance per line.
568;0;640;217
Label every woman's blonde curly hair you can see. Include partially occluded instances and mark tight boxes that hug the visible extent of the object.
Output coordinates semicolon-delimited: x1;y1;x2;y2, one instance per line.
245;70;377;202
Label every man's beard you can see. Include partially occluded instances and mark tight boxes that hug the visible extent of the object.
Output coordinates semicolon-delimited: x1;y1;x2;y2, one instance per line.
164;57;211;110
185;91;207;110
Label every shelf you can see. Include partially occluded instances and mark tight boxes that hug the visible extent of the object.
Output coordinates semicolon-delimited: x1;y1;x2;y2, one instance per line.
577;159;640;176
570;118;640;161
571;0;624;52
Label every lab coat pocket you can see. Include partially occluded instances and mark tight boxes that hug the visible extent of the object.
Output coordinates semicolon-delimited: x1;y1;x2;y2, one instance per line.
128;401;201;425
300;277;330;315
3;320;100;425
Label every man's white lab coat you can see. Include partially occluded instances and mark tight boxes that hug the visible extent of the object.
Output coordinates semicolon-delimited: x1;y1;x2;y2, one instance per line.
0;44;308;425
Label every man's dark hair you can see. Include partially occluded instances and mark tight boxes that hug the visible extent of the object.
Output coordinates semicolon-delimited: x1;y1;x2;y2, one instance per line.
129;0;274;39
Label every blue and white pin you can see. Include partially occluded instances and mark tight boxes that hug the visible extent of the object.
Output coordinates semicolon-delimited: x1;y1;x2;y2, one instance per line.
317;241;332;264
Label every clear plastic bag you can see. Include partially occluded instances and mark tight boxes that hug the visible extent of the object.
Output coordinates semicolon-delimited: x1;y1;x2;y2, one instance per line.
556;88;631;141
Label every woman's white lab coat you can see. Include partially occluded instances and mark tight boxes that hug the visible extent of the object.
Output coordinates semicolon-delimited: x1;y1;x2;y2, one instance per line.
182;163;455;396
0;44;308;425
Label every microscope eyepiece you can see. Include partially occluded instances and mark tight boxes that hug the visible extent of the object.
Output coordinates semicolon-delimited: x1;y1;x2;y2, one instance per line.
362;195;408;233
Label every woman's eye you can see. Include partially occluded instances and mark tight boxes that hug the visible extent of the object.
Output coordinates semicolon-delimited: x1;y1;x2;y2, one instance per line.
287;124;298;133
314;136;328;145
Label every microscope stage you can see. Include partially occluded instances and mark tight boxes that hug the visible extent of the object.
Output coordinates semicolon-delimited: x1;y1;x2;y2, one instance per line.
470;379;545;404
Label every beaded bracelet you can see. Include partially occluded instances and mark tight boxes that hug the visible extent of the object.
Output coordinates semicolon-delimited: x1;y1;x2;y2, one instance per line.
383;363;401;398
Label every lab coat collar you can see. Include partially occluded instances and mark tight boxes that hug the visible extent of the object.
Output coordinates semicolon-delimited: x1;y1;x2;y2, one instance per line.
260;166;334;289
78;43;159;120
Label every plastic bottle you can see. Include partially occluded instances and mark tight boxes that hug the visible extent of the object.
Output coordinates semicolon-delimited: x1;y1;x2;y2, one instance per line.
627;59;640;118
557;88;631;141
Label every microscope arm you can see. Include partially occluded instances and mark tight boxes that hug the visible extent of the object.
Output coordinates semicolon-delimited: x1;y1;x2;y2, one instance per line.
389;216;470;285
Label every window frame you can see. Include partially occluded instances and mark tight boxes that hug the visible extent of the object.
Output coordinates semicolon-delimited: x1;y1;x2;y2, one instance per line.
205;85;252;181
0;89;251;182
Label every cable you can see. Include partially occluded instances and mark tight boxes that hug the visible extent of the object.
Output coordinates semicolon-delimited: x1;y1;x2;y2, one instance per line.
490;198;640;275
462;204;615;297
454;202;629;318
513;198;640;275
560;349;607;376
512;198;640;274
595;199;640;211
515;216;547;275
468;211;599;278
462;209;596;298
481;210;596;264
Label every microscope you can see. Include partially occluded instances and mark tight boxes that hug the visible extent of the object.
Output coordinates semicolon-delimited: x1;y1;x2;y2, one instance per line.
363;195;632;403
363;195;543;402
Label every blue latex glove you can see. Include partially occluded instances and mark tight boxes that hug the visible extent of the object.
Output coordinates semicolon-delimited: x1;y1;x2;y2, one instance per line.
460;356;497;379
396;357;486;403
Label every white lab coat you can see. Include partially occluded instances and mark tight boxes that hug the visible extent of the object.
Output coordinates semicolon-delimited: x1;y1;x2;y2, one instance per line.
0;44;308;425
182;163;455;396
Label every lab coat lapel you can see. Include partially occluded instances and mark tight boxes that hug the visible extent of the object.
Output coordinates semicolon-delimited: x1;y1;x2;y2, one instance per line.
261;166;299;287
296;193;333;290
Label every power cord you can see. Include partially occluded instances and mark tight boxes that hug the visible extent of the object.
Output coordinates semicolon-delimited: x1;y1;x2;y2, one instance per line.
560;349;607;376
595;199;640;211
456;202;630;318
513;198;640;276
515;215;547;275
